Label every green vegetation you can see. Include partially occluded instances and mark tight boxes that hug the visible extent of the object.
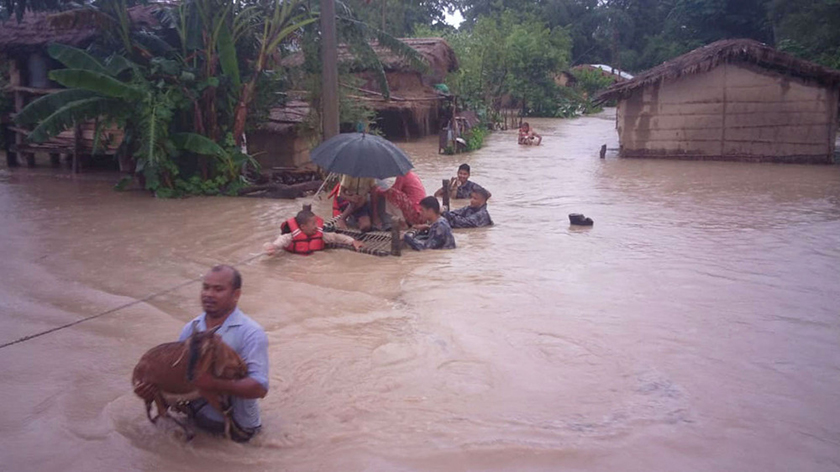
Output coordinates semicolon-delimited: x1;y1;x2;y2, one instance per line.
10;0;423;197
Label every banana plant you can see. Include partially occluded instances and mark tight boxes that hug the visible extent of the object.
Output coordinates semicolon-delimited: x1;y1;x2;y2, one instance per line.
15;44;236;193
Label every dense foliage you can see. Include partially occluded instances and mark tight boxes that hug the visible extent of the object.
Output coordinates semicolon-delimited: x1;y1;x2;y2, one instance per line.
454;0;840;72
12;0;421;197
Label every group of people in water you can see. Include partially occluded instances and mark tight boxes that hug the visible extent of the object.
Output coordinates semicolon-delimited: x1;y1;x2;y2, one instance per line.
262;163;494;256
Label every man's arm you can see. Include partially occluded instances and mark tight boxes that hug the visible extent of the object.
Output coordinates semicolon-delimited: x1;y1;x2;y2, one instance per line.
194;376;267;399
443;208;483;228
264;233;293;255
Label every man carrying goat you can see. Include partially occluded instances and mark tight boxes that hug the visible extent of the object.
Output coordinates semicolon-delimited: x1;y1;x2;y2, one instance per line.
134;265;269;442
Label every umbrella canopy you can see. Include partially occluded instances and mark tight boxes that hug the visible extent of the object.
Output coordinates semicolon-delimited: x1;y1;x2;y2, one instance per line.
310;133;413;179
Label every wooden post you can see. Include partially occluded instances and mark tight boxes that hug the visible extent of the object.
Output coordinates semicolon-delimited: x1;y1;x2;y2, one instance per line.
441;179;450;212
390;224;401;256
9;58;26;167
72;123;82;174
599;144;606;159
320;0;339;141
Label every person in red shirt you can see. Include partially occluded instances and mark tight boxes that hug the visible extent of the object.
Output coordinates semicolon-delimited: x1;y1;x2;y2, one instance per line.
371;170;427;227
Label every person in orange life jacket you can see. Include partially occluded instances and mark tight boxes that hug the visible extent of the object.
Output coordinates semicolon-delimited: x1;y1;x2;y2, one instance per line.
263;210;364;255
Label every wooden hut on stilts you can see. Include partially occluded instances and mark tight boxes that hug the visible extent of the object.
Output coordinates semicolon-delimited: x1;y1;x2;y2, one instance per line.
0;7;156;172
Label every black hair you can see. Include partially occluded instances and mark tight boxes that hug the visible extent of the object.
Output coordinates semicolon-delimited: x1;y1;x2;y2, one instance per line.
458;163;470;174
471;185;491;201
210;264;242;290
295;210;316;227
419;196;440;214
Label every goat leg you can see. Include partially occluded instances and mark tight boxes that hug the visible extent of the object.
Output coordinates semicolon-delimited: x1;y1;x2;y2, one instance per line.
200;391;236;440
167;415;195;441
145;400;158;424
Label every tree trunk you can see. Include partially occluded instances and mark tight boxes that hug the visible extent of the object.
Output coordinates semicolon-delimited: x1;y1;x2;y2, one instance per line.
233;82;255;147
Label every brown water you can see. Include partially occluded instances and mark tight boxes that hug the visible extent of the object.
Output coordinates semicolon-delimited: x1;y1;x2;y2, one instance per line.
2;110;840;472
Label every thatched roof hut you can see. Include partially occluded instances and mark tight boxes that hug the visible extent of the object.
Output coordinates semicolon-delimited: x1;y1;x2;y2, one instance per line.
0;5;158;170
598;39;840;164
282;37;458;83
0;5;158;55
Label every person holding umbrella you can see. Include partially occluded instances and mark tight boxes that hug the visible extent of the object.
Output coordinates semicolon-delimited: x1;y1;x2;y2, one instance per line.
310;132;425;228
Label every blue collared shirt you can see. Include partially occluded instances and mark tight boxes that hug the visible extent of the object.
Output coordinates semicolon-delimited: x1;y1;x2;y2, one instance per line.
178;308;269;429
443;204;493;228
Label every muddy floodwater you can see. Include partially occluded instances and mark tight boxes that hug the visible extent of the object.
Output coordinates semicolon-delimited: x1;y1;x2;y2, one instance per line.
1;110;840;471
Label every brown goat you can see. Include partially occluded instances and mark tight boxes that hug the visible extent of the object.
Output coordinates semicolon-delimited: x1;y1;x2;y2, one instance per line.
132;321;248;440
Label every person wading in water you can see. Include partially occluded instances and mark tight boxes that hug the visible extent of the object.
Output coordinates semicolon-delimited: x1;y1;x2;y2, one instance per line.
134;265;269;442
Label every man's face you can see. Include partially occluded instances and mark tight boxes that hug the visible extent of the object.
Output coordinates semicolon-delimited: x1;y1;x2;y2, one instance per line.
457;169;470;184
420;206;437;223
201;268;240;318
300;218;318;237
469;192;487;208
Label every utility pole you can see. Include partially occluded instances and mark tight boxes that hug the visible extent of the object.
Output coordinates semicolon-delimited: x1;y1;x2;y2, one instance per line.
320;0;339;140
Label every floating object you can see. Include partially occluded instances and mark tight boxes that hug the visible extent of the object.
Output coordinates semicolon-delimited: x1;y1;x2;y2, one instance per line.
569;213;594;226
323;216;401;256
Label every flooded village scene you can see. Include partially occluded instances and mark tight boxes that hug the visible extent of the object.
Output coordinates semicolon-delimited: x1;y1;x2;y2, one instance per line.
2;0;840;471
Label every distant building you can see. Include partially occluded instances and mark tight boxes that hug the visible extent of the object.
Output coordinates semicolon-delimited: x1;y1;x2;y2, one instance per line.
597;39;840;163
572;64;633;83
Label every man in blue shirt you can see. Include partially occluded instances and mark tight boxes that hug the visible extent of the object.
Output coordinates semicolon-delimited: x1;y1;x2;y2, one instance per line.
135;265;269;442
404;196;456;250
434;163;491;200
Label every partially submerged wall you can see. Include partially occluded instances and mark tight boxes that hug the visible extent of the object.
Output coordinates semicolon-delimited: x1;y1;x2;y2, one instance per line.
617;63;838;163
248;129;313;169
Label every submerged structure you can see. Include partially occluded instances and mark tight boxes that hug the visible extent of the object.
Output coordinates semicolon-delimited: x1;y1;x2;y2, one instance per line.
597;39;840;164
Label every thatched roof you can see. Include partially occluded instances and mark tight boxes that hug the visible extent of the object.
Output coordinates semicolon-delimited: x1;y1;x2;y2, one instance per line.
264;99;310;133
0;5;158;55
283;37;458;80
597;39;840;102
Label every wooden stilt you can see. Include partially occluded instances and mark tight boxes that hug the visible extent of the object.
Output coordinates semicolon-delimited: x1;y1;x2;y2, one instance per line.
25;153;35;167
49;153;60;167
72;123;82;174
441;179;450;212
390;224;401;256
599;144;607;159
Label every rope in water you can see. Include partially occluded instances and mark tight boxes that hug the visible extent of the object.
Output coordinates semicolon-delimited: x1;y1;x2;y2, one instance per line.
0;253;265;351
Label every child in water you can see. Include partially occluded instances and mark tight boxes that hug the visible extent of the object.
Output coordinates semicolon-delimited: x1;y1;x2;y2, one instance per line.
403;196;456;251
263;210;363;256
518;122;542;146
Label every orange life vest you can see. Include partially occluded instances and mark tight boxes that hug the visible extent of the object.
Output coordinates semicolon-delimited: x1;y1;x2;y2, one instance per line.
281;216;325;255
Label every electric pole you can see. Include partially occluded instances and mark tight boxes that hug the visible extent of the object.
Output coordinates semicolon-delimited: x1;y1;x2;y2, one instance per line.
320;0;339;140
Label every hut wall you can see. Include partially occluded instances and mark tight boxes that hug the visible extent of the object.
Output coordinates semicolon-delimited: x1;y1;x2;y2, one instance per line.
248;129;311;169
617;63;837;163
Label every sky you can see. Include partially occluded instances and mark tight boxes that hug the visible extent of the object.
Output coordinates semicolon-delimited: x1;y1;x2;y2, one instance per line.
444;9;464;28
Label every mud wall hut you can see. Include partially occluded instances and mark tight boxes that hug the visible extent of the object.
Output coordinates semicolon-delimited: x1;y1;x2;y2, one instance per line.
0;6;157;170
597;39;840;164
247;98;316;170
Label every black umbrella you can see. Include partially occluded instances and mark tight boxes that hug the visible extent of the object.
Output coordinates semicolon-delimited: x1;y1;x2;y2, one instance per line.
309;132;413;179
